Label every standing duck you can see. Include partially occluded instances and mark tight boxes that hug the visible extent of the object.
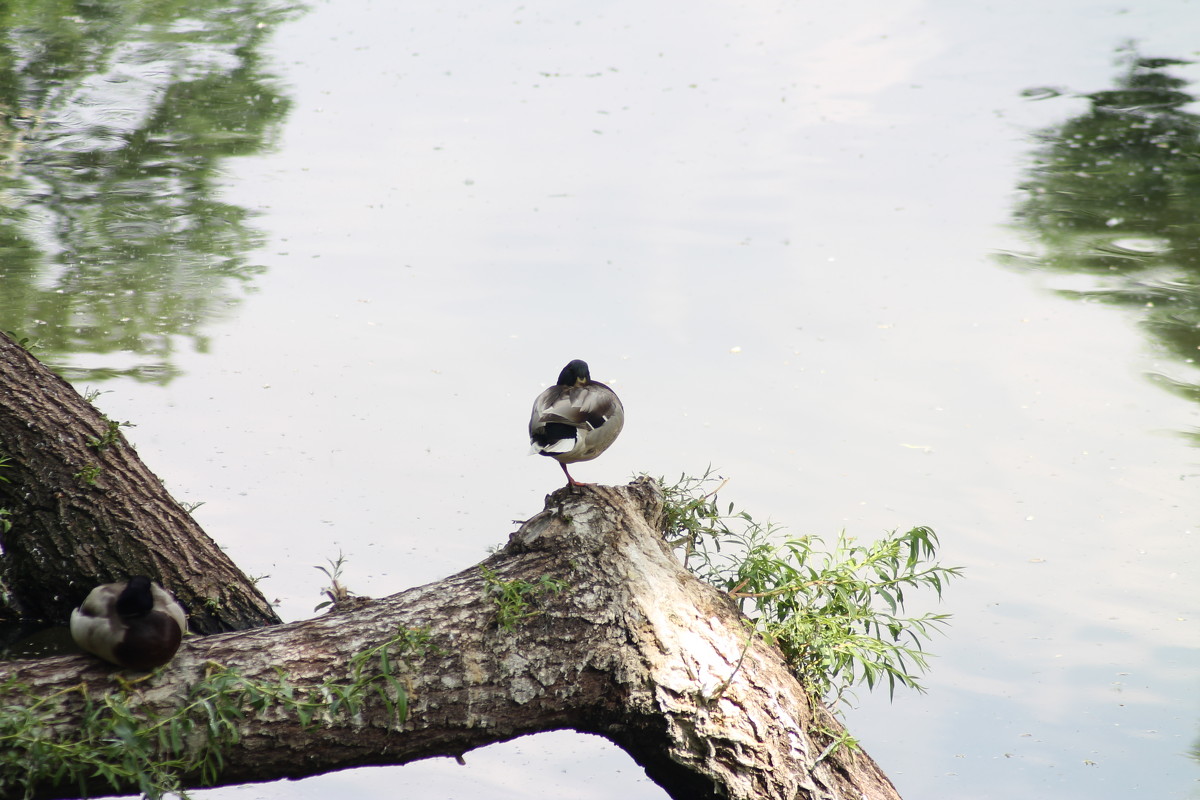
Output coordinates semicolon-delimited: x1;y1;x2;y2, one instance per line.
70;576;187;670
529;359;624;486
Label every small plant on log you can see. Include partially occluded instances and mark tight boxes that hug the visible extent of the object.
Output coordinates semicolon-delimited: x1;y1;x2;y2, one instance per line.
86;416;134;450
660;469;962;707
74;463;102;485
480;567;568;631
314;551;350;612
2;331;39;352
0;627;432;800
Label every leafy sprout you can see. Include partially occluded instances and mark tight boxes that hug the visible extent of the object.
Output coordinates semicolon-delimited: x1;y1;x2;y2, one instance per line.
0;628;431;799
660;469;962;707
480;567;568;631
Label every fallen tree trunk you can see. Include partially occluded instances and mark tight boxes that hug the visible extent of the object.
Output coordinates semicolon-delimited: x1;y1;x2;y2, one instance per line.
0;332;280;638
0;479;902;800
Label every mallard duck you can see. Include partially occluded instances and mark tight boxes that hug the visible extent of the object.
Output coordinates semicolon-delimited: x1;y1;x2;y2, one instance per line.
70;576;187;670
529;359;624;486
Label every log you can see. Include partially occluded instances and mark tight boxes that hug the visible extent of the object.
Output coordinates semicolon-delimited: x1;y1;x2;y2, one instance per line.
0;479;902;800
0;332;280;638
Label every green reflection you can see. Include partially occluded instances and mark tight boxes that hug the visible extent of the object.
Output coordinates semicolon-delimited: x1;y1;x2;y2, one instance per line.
0;0;302;383
1011;49;1200;422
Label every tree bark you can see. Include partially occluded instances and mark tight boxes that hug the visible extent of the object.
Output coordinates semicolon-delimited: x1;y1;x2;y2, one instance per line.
0;332;280;638
0;479;902;800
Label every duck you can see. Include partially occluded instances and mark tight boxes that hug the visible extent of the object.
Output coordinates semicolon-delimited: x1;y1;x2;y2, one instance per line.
529;359;624;486
70;576;187;670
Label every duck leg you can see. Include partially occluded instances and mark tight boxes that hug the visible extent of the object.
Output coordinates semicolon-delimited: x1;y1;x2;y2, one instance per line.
560;461;589;487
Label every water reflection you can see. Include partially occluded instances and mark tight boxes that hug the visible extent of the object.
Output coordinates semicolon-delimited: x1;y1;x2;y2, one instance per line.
0;0;302;383
1010;49;1200;426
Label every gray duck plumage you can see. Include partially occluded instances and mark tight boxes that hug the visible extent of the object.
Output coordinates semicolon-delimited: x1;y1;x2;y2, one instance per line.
70;576;187;670
529;359;624;486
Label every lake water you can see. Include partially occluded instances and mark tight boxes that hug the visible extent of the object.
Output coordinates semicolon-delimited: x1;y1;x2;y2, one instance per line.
1;1;1197;798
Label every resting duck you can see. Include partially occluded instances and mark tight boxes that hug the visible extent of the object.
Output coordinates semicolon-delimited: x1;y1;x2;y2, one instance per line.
70;576;187;670
529;359;624;486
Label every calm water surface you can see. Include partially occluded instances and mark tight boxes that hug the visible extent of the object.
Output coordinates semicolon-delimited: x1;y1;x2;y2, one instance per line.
1;1;1197;798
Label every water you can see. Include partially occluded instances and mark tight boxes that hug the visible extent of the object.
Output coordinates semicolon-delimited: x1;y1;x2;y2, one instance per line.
1;1;1197;798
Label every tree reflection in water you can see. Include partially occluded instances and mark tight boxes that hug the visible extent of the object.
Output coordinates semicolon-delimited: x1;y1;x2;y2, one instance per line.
0;0;303;383
1011;47;1200;433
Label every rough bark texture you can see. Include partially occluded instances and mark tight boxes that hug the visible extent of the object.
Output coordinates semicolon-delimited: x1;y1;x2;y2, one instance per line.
0;479;902;800
0;332;280;638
